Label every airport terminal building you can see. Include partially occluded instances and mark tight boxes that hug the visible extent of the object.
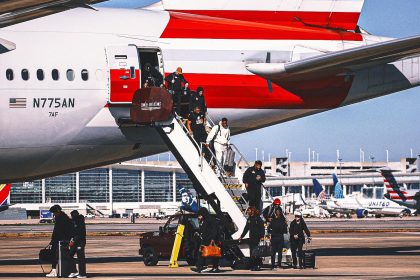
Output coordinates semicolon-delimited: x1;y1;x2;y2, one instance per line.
8;157;420;218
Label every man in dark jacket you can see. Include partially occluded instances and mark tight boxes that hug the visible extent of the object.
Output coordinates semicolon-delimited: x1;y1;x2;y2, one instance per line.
189;87;207;114
289;212;311;269
192;207;220;273
46;205;73;278
68;210;87;278
268;208;288;269
243;160;266;211
165;67;188;116
263;198;283;222
239;207;265;271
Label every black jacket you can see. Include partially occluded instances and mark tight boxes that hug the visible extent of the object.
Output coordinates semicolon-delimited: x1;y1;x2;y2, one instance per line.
189;92;207;113
243;167;266;191
199;214;218;246
240;215;265;243
72;214;86;245
289;219;310;243
165;72;187;92
51;212;73;244
268;216;288;238
262;204;283;221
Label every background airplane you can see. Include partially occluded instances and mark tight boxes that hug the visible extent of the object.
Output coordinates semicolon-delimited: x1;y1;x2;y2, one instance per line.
381;169;420;213
0;0;420;183
0;184;11;212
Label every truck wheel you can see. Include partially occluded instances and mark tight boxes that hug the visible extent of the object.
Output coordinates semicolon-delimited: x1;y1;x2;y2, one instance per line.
143;247;158;266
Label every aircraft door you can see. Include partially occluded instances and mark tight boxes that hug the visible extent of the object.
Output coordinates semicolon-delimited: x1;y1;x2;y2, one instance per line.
106;45;140;103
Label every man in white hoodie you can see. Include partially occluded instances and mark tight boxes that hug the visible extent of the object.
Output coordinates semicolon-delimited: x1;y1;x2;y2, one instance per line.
206;118;231;176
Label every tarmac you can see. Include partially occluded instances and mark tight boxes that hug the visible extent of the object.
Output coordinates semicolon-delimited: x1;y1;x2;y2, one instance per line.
0;218;419;279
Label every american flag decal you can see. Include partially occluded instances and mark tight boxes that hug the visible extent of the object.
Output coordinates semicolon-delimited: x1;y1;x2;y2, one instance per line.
9;98;27;108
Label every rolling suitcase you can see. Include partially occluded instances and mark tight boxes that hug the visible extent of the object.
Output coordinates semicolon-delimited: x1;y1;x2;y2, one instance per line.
223;146;235;174
58;241;76;278
302;242;316;269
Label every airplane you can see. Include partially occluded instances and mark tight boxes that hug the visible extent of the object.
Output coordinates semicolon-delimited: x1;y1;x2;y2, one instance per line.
381;169;420;212
318;174;410;218
0;184;11;212
0;0;420;183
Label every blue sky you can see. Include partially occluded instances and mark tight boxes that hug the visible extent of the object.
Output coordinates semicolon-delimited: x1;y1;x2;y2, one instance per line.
97;0;420;162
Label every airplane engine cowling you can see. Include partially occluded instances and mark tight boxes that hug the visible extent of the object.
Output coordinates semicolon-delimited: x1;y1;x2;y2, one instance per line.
356;209;368;218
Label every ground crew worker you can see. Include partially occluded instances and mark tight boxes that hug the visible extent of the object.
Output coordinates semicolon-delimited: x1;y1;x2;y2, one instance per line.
263;198;283;222
243;161;266;211
189;87;207;114
46;205;73;278
238;207;265;271
165;67;188;116
268;208;288;269
191;208;220;273
68;210;87;279
187;106;208;151
289;212;311;269
206;118;230;176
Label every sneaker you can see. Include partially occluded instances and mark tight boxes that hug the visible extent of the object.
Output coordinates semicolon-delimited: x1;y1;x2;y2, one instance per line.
209;268;220;273
201;267;213;273
46;269;57;278
76;276;87;279
68;272;79;278
190;267;202;273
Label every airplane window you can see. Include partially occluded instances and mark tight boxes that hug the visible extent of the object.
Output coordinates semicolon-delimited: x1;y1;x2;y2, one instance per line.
52;69;59;81
36;69;44;81
66;69;75;81
81;69;89;81
21;69;29;81
6;69;13;81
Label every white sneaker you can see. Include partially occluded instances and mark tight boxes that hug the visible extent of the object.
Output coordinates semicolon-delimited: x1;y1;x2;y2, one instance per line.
201;267;212;273
76;275;87;279
68;272;79;278
46;269;57;278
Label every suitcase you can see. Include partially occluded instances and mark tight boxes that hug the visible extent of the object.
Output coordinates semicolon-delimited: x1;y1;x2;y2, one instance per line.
223;147;235;173
302;249;316;269
58;241;76;278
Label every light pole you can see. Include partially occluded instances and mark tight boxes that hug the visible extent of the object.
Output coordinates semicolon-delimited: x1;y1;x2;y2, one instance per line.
255;148;258;161
338;158;343;183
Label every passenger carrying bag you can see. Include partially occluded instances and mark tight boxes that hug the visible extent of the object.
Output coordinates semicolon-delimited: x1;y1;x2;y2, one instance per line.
39;246;54;263
201;241;222;258
302;241;316;269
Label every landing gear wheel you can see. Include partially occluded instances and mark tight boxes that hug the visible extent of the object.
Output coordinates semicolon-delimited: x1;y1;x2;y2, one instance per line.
143;247;158;266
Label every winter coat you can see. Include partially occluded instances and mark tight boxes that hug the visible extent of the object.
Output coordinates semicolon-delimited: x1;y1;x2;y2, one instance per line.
289;219;311;243
189;92;207;113
268;216;288;238
243;166;266;193
165;72;188;92
51;212;73;244
72;214;87;245
206;122;231;146
240;215;265;243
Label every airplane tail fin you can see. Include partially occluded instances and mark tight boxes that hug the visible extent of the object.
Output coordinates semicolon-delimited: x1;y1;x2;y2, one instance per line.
333;174;345;199
380;169;411;202
312;178;327;201
0;184;11;206
161;0;364;30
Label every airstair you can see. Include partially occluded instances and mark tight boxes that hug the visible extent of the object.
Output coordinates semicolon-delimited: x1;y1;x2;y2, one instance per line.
156;117;248;239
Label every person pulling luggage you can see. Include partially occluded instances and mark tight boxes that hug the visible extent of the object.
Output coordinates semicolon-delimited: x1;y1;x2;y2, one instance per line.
238;206;265;271
68;210;87;278
263;198;283;223
243;161;266;211
191;208;220;273
165;67;188;116
268;208;288;269
206;117;231;176
46;205;73;278
289;212;311;269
